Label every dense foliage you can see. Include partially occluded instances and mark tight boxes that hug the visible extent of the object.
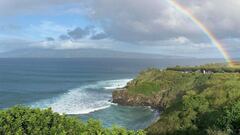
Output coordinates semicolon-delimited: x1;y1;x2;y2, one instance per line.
0;106;145;135
125;65;240;135
167;63;240;73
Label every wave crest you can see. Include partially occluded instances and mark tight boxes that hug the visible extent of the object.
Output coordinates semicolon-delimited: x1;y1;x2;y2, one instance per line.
31;79;132;114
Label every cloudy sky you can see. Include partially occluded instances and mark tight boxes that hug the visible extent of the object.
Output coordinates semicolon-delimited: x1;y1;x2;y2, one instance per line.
0;0;239;58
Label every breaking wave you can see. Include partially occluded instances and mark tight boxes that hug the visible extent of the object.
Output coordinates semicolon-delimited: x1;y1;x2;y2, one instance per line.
31;79;132;114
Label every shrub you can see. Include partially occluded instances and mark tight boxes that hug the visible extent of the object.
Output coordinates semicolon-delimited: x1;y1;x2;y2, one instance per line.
0;106;145;135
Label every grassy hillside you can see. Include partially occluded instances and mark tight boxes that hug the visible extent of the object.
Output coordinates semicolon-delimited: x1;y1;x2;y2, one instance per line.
167;63;240;73
0;106;145;135
123;65;240;135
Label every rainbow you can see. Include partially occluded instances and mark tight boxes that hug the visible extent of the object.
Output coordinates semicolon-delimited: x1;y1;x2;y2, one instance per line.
168;0;234;67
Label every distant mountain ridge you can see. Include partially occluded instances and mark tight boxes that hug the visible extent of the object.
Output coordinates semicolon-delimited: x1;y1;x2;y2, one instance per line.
0;48;187;59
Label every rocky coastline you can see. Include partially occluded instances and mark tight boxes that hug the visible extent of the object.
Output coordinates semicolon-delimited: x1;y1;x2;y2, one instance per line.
112;88;166;111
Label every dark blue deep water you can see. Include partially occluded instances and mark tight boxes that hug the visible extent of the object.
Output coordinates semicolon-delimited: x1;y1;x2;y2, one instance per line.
0;58;224;129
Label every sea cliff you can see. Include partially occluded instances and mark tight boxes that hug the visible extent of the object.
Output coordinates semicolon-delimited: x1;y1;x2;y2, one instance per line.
112;64;240;135
112;89;165;109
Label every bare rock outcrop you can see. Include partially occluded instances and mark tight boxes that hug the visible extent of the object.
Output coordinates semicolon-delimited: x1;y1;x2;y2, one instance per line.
112;89;168;110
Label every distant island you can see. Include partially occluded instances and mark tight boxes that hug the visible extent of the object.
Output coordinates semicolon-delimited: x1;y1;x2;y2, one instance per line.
113;63;240;135
0;48;183;59
1;63;240;135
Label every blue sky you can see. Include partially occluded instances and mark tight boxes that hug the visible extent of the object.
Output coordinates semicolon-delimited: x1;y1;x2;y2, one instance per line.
0;0;239;58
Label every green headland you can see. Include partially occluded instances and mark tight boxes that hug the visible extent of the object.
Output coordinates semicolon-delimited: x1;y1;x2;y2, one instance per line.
113;63;240;135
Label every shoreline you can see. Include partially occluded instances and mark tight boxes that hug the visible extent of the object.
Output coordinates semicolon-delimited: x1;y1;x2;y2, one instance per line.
112;88;165;111
111;87;164;130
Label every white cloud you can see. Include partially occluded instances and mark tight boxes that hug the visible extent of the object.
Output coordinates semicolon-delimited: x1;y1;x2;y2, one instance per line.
30;39;113;50
0;0;81;16
172;37;190;44
0;0;240;58
28;21;73;38
1;0;240;41
78;0;240;42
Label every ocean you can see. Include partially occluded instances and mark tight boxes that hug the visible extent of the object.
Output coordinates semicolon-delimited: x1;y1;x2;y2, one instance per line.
0;58;224;129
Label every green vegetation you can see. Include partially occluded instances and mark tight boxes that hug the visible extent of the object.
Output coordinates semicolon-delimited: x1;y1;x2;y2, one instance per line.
124;64;240;135
167;63;240;73
0;106;145;135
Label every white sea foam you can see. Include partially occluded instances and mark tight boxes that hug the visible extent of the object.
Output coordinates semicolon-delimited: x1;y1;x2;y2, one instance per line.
31;79;131;114
103;79;132;90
